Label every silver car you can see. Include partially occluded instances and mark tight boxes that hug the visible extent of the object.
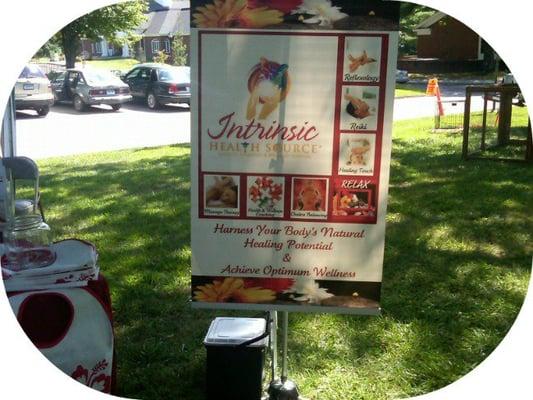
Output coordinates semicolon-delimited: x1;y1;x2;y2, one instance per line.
15;64;54;116
51;68;132;112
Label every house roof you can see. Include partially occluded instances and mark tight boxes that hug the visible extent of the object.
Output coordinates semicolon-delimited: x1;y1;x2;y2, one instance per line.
137;0;190;37
148;0;169;12
415;11;446;29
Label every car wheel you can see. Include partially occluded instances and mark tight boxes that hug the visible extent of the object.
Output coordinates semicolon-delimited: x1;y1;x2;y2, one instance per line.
146;92;159;110
37;106;50;116
73;95;86;112
111;104;122;111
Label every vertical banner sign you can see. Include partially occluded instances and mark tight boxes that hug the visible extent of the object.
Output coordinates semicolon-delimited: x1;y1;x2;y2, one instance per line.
191;1;400;314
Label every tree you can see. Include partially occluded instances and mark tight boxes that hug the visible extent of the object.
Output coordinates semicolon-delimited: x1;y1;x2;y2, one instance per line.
172;35;188;66
34;41;62;60
399;3;435;56
153;50;169;64
53;1;147;68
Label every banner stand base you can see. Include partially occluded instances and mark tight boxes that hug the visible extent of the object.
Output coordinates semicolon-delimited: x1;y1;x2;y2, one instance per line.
264;311;307;400
266;378;304;400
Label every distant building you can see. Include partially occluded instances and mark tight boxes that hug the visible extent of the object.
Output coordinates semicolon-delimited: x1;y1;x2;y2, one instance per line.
398;11;487;73
414;12;482;61
136;0;190;64
81;32;131;59
80;0;190;65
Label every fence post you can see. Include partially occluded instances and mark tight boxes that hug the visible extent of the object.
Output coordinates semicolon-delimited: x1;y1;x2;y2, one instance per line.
481;92;488;151
526;119;533;162
462;88;472;160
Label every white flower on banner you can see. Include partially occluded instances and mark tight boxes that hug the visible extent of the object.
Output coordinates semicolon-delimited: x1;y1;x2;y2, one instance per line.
292;0;348;27
285;279;334;304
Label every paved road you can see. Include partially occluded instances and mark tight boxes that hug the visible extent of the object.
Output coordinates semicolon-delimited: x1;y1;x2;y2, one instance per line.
393;81;488;121
393;94;485;121
15;101;191;160
14;82;488;159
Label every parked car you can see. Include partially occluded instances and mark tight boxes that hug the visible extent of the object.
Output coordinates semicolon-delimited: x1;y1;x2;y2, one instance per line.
396;69;409;84
122;63;190;109
51;68;132;112
15;64;54;116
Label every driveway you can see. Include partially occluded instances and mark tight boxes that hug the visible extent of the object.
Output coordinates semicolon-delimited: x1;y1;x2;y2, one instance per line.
14;82;488;159
394;81;490;121
393;94;486;121
14;101;191;160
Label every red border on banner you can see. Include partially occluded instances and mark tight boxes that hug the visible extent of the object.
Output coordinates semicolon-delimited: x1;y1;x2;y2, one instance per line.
197;30;389;224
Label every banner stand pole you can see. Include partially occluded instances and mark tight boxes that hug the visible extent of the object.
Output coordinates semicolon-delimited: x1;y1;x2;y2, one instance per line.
271;311;278;380
281;311;289;382
266;311;304;400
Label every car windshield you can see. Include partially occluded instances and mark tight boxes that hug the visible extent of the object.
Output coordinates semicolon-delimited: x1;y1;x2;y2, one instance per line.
82;70;121;85
158;67;190;82
19;65;46;79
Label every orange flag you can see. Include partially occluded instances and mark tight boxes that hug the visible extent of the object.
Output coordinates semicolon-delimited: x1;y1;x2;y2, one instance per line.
426;78;444;116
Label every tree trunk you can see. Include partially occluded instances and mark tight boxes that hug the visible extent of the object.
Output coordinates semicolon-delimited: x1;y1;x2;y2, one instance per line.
61;26;80;69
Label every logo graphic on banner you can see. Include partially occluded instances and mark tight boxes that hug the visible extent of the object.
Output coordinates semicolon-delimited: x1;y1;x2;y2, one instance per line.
247;57;290;120
190;0;400;314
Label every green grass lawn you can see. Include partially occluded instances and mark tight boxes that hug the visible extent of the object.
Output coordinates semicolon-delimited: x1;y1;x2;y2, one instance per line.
395;83;426;98
82;58;140;72
36;115;532;399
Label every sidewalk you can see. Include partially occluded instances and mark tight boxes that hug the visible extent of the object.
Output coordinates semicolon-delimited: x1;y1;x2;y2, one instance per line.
408;78;495;85
393;95;486;121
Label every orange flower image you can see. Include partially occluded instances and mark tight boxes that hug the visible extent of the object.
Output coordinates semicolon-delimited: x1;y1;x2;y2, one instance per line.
193;0;283;28
194;277;276;303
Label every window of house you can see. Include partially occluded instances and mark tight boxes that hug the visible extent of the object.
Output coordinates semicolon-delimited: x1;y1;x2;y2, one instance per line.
164;39;171;53
151;39;160;54
93;41;102;54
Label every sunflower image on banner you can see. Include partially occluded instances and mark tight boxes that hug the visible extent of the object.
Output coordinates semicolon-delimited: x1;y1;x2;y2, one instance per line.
190;0;400;314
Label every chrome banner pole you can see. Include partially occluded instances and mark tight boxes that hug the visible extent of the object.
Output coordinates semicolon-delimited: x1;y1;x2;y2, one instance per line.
281;311;288;382
272;311;278;378
267;311;302;400
1;90;17;157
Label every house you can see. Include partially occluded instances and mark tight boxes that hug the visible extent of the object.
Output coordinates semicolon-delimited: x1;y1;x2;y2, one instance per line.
80;0;190;64
414;12;482;61
398;11;489;73
80;32;131;59
135;0;190;64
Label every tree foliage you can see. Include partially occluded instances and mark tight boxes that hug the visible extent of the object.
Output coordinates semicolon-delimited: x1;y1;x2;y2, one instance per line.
399;3;435;56
34;41;62;60
172;35;188;66
51;1;148;67
153;50;170;64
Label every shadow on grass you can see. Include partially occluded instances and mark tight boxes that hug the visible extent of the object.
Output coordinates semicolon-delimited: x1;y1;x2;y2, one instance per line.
288;130;532;398
35;130;531;400
39;144;212;399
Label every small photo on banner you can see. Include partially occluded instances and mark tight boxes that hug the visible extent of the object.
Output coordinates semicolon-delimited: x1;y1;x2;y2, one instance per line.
338;133;376;176
191;275;381;309
343;36;382;83
340;86;379;131
203;174;240;217
247;176;285;218
190;1;400;31
290;177;328;219
331;178;377;223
